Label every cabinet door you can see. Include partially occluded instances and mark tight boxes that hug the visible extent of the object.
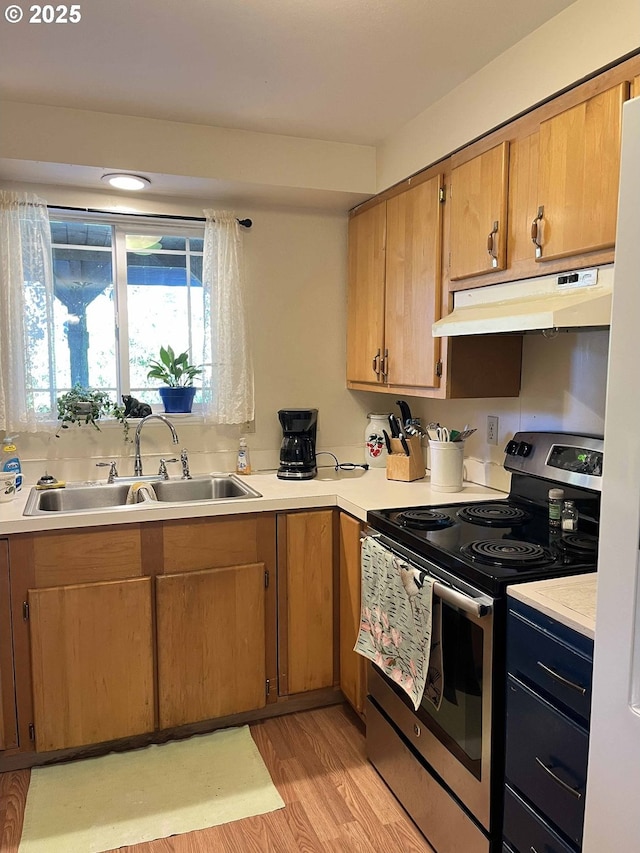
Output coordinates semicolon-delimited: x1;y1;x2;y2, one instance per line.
29;577;154;752
278;510;335;695
385;177;442;388
450;142;509;279
339;513;366;717
536;82;628;261
0;541;17;751
346;203;386;384
156;563;266;729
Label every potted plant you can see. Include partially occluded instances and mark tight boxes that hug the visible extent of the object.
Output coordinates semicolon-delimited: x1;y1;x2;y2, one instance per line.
146;345;203;413
56;385;130;441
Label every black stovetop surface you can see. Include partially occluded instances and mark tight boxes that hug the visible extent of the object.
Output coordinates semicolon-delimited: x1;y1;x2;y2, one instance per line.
367;498;598;597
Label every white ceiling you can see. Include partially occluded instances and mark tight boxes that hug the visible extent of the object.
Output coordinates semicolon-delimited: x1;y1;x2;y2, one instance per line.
0;0;576;203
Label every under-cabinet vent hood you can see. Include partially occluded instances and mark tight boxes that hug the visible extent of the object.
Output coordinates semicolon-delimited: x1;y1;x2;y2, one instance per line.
432;266;614;337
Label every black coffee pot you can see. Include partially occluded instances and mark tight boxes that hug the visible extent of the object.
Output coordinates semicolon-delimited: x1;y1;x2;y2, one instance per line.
277;409;318;480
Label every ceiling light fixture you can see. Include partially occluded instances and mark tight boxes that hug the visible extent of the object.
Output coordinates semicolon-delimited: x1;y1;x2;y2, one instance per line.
101;173;151;191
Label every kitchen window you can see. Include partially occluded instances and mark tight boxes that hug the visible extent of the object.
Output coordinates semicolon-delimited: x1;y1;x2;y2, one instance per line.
45;212;205;415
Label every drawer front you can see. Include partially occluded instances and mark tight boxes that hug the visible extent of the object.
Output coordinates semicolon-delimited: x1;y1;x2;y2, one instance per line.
503;784;577;853
508;601;593;724
505;675;588;847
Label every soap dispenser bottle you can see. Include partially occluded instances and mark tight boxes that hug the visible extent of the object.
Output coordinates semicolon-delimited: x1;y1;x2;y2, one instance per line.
2;436;22;491
236;437;251;475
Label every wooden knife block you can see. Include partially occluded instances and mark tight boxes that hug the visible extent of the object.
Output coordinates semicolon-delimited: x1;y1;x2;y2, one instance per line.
386;436;426;482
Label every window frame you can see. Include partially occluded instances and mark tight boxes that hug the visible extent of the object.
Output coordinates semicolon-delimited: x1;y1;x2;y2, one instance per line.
48;209;205;415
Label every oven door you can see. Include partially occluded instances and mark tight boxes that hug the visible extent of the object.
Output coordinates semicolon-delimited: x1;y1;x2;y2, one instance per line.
365;536;496;833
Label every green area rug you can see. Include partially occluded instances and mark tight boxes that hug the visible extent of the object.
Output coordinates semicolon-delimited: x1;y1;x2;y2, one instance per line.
19;725;285;852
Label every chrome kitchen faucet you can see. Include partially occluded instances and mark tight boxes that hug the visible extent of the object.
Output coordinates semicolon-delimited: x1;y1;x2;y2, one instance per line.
134;414;179;477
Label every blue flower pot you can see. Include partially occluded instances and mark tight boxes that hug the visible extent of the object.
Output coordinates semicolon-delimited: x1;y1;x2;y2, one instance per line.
158;387;197;413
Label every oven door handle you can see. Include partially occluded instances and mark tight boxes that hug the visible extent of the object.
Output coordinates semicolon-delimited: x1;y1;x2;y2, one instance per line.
433;581;492;618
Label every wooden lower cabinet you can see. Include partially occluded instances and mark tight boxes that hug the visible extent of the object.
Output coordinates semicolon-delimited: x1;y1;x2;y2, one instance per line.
339;513;367;717
29;577;154;752
278;510;336;695
5;514;278;762
156;563;267;729
0;540;18;752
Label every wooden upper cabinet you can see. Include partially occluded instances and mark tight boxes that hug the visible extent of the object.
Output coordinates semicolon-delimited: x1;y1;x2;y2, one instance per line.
346;202;386;384
385;176;442;388
450;142;509;280
536;82;629;261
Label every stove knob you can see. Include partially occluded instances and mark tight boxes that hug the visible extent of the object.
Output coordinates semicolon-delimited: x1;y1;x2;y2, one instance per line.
504;440;519;455
517;441;533;457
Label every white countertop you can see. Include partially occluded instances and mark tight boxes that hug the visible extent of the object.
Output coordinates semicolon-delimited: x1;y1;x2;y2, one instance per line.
0;468;505;535
508;573;597;639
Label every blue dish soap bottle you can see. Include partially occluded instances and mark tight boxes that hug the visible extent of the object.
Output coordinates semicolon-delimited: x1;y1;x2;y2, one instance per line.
2;436;22;491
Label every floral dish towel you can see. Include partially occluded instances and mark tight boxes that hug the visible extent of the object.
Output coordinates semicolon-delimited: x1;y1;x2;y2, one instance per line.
354;536;443;711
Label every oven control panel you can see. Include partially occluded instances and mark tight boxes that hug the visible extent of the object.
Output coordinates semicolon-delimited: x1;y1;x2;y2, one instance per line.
504;431;604;491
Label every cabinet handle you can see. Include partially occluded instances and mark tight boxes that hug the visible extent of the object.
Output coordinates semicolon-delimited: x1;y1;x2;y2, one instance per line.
535;756;583;800
372;348;381;377
536;660;587;695
381;348;389;383
531;205;544;258
487;221;499;268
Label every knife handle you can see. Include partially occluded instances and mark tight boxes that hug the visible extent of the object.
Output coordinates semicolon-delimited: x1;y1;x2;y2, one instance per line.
396;400;412;427
388;414;399;438
382;430;392;454
400;435;410;456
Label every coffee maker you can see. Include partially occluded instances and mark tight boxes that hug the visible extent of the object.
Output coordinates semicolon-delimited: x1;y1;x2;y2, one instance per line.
277;409;318;480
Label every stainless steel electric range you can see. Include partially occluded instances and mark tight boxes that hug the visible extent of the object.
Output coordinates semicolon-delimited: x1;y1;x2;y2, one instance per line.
364;431;603;853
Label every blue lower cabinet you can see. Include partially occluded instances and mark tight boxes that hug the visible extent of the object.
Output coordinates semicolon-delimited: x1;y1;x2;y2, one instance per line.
504;598;592;852
505;675;587;847
503;784;577;853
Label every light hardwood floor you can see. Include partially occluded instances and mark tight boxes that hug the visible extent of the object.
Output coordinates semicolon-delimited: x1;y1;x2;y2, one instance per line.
0;703;434;852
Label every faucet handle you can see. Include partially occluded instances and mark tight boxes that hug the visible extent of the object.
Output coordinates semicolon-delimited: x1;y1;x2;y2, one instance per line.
158;458;179;479
180;448;192;480
96;461;118;483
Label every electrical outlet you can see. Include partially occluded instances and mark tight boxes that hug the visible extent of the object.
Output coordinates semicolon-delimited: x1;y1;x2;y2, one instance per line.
487;415;499;446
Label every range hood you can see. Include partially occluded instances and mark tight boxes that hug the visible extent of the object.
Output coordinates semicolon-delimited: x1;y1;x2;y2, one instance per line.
433;266;614;337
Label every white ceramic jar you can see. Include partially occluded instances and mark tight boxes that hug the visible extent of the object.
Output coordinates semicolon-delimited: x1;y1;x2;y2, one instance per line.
364;413;390;468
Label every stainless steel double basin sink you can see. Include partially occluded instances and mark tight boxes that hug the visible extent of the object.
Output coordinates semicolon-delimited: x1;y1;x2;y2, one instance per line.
23;474;262;516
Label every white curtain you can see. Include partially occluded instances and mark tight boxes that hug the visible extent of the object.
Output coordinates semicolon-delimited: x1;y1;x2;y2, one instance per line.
0;192;56;433
201;209;254;424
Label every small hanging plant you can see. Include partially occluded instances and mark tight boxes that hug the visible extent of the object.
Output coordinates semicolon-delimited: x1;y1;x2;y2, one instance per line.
56;385;130;441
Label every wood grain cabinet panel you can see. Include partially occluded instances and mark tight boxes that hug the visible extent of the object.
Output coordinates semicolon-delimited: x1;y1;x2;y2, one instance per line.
450;142;509;280
338;513;366;717
346;202;387;385
279;510;335;695
156;563;267;729
536;82;629;261
29;577;154;752
162;515;263;573
0;541;18;751
385;176;442;388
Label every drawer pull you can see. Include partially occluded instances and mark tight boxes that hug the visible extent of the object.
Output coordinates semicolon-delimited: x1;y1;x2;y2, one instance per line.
535;756;583;800
536;660;587;695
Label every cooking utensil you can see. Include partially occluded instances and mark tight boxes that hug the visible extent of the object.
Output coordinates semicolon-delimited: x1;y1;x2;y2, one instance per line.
388;414;399;438
453;428;477;442
382;429;392;454
436;427;450;442
399;434;411;456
